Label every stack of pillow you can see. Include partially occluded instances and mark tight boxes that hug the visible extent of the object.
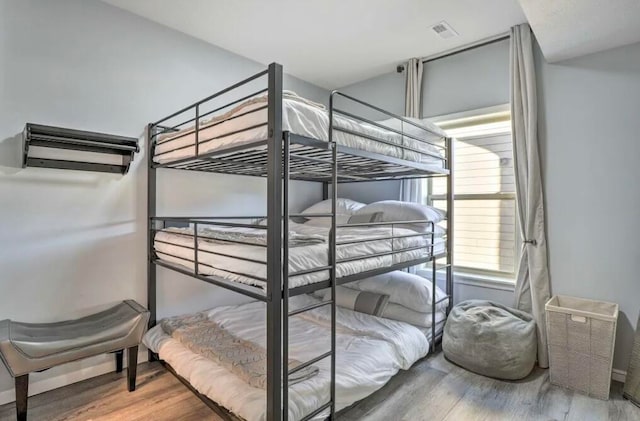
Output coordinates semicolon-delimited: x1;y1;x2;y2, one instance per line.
317;270;449;329
300;198;446;234
300;197;449;328
299;198;366;227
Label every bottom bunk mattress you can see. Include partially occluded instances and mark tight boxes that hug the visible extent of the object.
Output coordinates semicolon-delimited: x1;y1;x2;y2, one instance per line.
144;295;445;421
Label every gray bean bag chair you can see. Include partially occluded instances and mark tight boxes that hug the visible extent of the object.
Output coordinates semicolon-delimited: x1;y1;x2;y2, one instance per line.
443;300;537;380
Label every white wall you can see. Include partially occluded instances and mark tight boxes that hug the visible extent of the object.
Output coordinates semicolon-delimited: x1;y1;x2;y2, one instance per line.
536;40;640;371
422;39;510;117
338;72;406;117
0;0;326;402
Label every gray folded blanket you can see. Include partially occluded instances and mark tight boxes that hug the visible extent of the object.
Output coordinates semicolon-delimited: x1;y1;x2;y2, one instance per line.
161;312;319;389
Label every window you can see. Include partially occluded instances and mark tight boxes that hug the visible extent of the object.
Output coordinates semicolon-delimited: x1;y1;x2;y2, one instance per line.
429;106;518;279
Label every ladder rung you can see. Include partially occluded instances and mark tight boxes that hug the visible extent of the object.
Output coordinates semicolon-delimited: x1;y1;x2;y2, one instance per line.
289;300;333;317
300;401;333;421
289;351;332;376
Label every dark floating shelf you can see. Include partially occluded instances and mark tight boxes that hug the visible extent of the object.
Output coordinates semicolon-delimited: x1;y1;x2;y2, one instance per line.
22;123;139;174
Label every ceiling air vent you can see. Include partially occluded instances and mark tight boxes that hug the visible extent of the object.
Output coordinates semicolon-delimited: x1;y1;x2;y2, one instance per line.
431;21;458;39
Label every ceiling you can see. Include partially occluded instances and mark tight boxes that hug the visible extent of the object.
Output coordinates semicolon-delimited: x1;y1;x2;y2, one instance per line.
519;0;640;62
102;0;640;88
101;0;526;89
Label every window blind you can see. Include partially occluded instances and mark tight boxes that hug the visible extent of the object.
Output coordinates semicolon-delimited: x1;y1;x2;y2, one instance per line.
430;125;517;276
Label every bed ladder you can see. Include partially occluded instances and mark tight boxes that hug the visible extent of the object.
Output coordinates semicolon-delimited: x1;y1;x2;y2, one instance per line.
281;133;338;420
282;235;337;421
284;295;336;421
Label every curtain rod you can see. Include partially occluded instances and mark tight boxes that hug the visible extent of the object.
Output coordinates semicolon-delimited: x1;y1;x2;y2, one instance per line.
397;32;510;72
422;32;510;63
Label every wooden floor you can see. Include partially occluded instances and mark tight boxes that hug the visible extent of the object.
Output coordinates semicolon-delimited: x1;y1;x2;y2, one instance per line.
1;352;638;421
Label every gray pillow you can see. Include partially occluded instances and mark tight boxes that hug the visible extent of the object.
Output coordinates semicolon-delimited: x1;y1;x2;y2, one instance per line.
443;300;537;380
322;286;389;316
347;212;383;224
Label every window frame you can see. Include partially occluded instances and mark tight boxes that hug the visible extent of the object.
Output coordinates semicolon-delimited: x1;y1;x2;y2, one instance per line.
426;105;520;282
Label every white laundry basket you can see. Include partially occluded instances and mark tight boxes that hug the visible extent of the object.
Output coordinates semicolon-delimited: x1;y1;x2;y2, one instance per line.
545;295;618;400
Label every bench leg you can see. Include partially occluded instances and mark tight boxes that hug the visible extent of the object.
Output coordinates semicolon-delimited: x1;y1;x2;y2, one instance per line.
127;346;138;392
115;349;124;373
15;374;28;421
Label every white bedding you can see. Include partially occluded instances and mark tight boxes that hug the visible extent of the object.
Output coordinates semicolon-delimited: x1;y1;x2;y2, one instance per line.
153;91;446;165
144;295;442;421
154;221;445;290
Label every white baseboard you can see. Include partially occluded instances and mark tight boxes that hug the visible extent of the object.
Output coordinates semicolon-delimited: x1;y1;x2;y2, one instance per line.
612;368;627;384
0;349;148;406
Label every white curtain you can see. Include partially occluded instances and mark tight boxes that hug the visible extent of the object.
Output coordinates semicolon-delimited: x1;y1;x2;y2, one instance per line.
510;23;552;368
400;58;424;203
401;58;424;274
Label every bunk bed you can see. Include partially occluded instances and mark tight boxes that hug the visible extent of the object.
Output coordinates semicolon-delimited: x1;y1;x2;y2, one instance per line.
145;63;454;421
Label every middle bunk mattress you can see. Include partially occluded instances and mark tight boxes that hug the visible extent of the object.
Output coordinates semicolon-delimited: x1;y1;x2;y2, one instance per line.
153;220;446;290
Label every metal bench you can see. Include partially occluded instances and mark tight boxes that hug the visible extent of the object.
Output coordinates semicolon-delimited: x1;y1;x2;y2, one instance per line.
0;300;149;421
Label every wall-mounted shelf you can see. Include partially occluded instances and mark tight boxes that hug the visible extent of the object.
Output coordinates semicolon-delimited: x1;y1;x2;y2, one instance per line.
23;123;139;174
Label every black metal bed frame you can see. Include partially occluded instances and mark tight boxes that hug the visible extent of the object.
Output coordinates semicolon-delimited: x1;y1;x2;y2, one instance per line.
146;63;454;421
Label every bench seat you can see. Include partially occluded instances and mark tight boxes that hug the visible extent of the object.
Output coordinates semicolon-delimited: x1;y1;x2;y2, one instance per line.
0;300;149;421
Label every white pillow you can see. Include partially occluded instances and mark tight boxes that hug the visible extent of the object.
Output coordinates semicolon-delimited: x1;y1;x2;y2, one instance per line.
381;302;448;328
346;270;448;313
353;200;446;232
347;212;383;224
301;198;365;216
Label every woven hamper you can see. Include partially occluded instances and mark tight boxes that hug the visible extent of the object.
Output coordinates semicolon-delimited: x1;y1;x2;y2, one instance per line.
545;295;618;400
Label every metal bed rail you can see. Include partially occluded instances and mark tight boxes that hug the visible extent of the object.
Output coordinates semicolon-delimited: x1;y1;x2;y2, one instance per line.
153;69;269;127
149;68;272;166
329;90;448;162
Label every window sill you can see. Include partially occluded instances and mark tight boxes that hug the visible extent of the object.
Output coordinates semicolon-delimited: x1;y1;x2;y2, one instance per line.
417;268;516;292
454;271;516;292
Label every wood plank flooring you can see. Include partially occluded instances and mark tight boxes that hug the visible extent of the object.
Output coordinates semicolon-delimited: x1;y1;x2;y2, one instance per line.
1;352;638;421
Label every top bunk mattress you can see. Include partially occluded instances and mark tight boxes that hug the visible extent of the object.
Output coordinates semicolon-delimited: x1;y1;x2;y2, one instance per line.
153;91;447;166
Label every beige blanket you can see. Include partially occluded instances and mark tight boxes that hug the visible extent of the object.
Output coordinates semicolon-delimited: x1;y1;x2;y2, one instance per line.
161;312;319;389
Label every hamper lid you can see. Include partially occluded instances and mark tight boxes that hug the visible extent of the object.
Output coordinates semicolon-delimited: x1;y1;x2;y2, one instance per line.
545;295;619;322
